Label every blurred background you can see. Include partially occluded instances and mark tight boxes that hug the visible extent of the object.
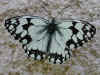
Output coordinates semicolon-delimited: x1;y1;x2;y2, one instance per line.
0;0;100;75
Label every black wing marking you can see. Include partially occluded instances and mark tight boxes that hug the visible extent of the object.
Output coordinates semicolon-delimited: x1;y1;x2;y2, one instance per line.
65;20;96;49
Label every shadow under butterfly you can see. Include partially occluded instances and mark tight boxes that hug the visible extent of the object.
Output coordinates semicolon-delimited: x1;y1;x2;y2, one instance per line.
4;16;96;64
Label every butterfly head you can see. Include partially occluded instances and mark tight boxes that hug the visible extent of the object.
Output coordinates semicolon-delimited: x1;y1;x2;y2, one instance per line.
51;17;56;24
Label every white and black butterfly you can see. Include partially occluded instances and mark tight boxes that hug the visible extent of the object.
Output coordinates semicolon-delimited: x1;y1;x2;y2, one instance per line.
4;16;96;64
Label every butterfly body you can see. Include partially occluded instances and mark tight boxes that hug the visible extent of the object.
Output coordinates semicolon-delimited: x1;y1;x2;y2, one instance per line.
4;16;96;64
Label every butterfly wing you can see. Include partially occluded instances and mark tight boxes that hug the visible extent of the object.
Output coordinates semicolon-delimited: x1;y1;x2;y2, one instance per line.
5;16;50;60
58;20;96;50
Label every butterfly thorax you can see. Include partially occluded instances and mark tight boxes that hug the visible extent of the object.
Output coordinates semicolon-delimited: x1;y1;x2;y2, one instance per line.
46;18;58;35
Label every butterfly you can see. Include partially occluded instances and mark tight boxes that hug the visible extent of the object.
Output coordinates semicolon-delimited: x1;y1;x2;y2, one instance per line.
4;16;96;64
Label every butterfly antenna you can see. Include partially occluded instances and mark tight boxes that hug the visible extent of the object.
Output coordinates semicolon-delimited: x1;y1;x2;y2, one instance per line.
38;0;52;18
55;5;71;18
